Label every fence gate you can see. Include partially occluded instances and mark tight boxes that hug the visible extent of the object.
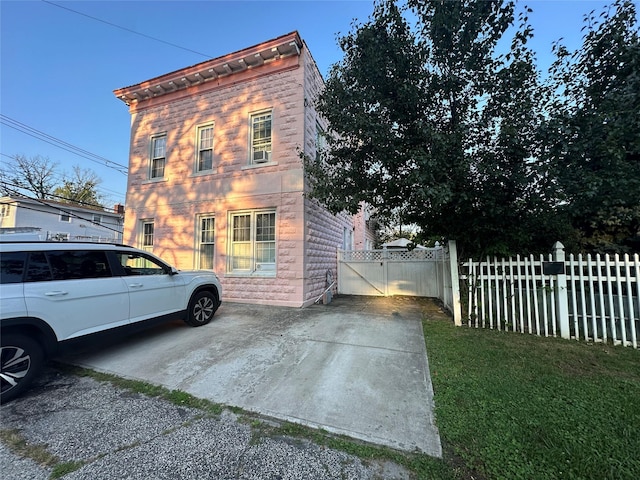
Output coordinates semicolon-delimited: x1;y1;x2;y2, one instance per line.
338;247;445;297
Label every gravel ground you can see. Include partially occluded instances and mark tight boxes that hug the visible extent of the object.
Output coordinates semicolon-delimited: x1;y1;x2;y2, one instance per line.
0;366;409;480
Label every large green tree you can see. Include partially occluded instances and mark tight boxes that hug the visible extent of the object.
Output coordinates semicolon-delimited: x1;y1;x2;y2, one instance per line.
542;0;640;253
305;0;558;258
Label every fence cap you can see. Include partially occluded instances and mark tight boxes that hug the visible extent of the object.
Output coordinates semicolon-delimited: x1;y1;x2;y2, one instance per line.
552;241;565;251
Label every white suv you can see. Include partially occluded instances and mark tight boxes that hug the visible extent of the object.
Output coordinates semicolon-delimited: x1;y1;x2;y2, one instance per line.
0;241;222;403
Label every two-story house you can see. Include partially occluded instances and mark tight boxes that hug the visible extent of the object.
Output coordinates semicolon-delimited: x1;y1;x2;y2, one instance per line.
114;32;375;307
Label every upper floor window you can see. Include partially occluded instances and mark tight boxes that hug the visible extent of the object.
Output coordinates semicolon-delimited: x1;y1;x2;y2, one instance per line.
59;213;71;223
150;134;166;179
250;111;272;165
315;122;327;162
92;214;102;225
0;204;9;217
196;124;214;172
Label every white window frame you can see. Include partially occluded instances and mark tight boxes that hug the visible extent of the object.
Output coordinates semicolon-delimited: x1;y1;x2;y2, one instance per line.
0;204;9;217
149;134;167;179
92;214;102;225
249;110;272;165
227;209;276;275
59;213;71;223
315;121;327;163
140;219;154;253
196;214;215;270
195;123;214;173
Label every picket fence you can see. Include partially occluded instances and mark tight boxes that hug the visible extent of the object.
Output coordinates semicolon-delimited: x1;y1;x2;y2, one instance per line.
462;242;639;348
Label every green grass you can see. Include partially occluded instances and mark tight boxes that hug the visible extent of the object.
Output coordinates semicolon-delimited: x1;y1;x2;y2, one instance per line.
423;313;640;480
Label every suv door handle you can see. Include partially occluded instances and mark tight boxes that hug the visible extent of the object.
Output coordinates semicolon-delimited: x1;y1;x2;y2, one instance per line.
45;291;69;296
128;283;144;288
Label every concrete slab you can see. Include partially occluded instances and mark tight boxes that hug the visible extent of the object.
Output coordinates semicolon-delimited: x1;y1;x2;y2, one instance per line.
62;295;442;457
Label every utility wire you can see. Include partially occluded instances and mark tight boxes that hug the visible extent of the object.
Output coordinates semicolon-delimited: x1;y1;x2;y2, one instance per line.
0;115;129;174
0;195;124;236
1;153;126;204
0;178;121;214
42;0;213;59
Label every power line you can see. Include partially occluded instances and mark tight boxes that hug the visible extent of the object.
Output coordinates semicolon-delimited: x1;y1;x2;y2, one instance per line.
0;178;121;214
42;0;214;59
0;153;126;204
0;115;129;175
0;196;124;236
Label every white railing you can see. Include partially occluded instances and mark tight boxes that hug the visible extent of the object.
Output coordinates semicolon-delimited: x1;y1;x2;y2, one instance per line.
462;243;639;348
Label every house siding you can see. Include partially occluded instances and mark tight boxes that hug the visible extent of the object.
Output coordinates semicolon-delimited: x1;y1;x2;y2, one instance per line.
0;196;123;242
117;32;364;307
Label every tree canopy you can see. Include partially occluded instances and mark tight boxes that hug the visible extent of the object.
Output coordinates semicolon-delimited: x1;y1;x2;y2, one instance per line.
305;0;640;257
1;155;105;209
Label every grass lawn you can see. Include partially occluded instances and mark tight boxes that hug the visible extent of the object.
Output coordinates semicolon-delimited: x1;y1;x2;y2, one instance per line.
423;310;640;479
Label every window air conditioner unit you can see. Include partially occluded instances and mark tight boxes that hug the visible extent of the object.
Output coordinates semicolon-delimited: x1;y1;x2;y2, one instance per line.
253;151;270;163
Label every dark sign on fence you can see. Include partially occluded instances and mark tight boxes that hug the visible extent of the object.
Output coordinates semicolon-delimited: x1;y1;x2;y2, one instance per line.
542;261;565;275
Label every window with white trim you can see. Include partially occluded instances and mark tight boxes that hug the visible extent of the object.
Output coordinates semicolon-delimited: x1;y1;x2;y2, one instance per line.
315;121;327;162
196;123;214;172
150;134;166;179
59;213;71;223
197;215;215;269
0;204;9;217
250;111;272;165
140;220;154;252
92;214;102;225
228;210;276;274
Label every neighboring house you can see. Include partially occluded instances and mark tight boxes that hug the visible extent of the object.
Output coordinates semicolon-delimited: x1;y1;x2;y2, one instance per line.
0;196;124;243
114;31;375;307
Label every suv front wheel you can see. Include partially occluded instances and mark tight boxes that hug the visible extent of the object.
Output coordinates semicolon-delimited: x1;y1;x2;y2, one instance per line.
1;334;44;404
185;290;218;327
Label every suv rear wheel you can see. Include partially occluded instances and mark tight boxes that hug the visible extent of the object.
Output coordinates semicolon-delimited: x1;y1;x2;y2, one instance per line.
1;334;44;404
185;290;218;327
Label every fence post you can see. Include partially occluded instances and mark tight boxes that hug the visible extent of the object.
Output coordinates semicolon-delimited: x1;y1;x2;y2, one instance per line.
553;241;570;339
449;240;463;326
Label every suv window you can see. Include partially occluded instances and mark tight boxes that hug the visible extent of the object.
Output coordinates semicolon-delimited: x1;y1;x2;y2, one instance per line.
22;250;113;282
116;251;169;276
0;251;27;284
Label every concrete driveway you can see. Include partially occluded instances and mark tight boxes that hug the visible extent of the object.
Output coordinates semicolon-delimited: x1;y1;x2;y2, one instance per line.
63;295;442;457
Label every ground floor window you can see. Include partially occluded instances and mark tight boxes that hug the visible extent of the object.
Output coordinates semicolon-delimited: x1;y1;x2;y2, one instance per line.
140;220;154;253
228;209;276;275
197;215;215;269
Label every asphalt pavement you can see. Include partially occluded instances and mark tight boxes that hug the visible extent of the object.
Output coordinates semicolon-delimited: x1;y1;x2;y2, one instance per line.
1;295;443;479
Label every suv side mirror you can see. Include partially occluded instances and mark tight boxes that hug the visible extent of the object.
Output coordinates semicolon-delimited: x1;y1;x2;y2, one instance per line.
169;267;179;276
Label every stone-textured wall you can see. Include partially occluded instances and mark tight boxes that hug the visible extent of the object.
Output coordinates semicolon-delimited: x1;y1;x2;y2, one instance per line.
300;44;353;304
122;35;356;307
124;49;308;306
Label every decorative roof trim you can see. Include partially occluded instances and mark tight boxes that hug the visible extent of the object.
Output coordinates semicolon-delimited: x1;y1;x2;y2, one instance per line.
114;31;302;106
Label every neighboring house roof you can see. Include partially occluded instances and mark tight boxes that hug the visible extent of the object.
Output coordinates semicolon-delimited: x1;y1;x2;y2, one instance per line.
114;31;303;107
0;196;122;217
383;238;427;249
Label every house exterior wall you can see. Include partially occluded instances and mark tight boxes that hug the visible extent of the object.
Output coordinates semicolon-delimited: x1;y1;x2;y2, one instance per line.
0;196;123;242
117;32;354;307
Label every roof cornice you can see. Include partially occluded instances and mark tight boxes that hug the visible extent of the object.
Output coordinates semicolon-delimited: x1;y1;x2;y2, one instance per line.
113;31;302;106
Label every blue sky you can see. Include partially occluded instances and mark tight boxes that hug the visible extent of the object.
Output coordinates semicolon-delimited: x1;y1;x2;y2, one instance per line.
1;0;615;209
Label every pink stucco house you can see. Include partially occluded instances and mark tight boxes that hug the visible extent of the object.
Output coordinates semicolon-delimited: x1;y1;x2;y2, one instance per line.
114;31;375;307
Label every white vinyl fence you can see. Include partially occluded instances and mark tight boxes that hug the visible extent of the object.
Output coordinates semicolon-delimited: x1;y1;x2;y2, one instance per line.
338;241;462;323
462;242;639;348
